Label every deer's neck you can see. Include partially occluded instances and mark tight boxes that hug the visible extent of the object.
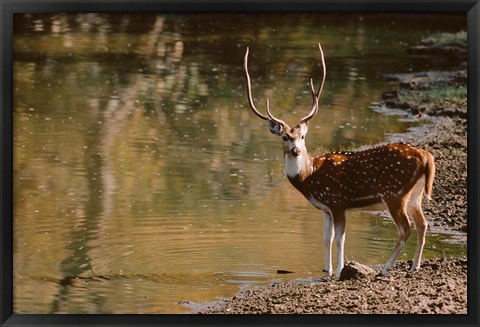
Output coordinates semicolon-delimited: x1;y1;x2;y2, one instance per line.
284;148;313;181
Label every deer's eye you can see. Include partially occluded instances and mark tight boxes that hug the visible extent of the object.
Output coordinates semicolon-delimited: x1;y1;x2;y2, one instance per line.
301;135;305;140
282;135;289;141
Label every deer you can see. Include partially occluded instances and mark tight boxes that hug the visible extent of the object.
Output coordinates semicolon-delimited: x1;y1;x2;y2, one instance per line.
243;43;435;279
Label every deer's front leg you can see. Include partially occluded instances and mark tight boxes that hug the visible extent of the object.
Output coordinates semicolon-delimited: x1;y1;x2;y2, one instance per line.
332;210;346;279
322;211;334;276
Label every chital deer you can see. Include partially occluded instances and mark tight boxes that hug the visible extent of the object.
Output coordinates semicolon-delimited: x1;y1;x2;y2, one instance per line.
243;43;435;278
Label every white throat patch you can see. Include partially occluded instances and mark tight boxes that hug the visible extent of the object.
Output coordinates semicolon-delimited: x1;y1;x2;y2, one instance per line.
284;154;303;178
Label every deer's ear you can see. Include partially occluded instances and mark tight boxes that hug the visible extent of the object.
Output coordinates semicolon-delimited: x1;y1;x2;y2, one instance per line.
268;121;284;135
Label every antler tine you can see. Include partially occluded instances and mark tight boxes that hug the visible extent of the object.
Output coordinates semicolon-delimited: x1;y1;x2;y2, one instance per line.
244;47;270;121
299;43;327;124
266;98;288;127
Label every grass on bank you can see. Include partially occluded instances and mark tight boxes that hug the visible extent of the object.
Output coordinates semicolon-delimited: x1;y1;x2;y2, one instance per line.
420;31;467;48
398;85;467;109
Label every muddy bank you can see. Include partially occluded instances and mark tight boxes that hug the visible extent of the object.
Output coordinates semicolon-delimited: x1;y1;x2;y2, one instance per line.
195;258;467;314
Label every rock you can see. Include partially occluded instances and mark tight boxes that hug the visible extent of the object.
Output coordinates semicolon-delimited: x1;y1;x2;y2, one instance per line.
339;261;377;281
277;269;294;274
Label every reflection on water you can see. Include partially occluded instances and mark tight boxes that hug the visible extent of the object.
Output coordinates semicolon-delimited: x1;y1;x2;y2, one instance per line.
13;13;466;313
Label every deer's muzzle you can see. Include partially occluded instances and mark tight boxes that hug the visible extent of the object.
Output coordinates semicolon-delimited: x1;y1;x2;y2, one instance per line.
290;147;301;157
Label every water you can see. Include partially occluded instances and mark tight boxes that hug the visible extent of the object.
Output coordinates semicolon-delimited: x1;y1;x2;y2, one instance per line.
13;13;466;313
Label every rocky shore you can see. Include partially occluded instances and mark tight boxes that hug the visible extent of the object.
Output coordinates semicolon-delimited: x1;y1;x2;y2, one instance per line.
194;33;468;315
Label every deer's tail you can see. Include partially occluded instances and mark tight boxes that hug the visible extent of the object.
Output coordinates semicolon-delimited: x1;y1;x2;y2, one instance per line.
423;151;435;202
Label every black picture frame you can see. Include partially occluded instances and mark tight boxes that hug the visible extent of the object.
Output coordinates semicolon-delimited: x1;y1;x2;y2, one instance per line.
1;0;479;326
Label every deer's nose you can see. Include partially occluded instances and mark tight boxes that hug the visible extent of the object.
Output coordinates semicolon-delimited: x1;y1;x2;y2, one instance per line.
290;147;301;157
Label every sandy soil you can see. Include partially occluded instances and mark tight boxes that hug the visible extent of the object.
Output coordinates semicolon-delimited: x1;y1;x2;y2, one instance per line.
193;44;468;315
195;258;467;314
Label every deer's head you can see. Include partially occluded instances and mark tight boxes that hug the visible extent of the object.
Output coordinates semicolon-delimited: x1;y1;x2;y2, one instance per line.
243;44;326;158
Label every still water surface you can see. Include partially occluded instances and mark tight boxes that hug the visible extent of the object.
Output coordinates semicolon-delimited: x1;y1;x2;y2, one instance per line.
13;13;466;313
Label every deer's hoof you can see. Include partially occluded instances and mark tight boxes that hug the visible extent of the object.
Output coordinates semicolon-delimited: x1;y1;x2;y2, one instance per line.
409;266;420;273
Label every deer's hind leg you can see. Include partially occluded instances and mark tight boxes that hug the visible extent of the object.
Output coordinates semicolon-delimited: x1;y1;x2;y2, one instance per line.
382;197;412;274
407;177;428;272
